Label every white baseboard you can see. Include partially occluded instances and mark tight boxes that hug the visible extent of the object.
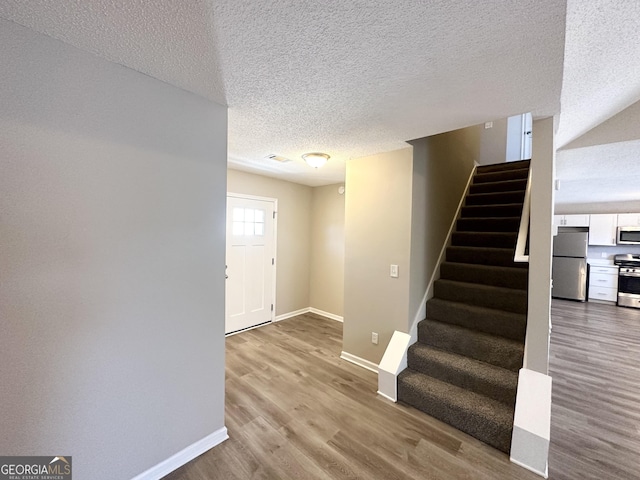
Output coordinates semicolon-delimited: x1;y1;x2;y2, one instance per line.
340;351;379;373
275;307;344;323
309;307;343;322
131;427;228;480
275;308;310;322
376;390;396;402
510;457;548;479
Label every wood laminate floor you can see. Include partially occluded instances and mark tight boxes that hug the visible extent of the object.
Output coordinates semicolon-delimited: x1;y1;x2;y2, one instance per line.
164;313;537;480
548;299;640;480
165;302;640;480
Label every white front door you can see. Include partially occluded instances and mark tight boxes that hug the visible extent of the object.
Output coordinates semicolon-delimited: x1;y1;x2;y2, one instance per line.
225;195;276;334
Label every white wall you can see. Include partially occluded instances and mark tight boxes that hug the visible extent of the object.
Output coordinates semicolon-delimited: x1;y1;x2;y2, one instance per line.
524;117;556;374
557;202;640;215
0;20;227;480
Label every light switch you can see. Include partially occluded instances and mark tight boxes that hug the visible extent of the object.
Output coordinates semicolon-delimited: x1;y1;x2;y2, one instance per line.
390;264;399;278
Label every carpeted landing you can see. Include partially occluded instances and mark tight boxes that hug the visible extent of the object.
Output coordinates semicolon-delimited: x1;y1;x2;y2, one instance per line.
398;160;530;454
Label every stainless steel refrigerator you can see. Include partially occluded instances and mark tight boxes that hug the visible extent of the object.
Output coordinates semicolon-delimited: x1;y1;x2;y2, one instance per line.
552;230;589;301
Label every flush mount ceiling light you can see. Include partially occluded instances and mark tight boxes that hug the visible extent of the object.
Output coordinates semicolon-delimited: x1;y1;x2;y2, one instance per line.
302;152;330;168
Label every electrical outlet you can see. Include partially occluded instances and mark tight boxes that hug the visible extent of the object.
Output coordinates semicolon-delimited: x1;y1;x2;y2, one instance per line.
484;121;493;129
601;252;608;258
371;332;379;345
390;264;399;278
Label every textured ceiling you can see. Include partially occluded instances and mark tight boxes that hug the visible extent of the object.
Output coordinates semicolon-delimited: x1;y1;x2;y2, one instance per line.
562;99;640;150
556;0;640;149
0;0;567;186
555;0;640;210
555;140;640;209
555;99;640;210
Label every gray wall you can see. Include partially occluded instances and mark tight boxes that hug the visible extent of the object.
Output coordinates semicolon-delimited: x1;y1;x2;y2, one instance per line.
408;128;479;326
227;169;312;316
310;184;346;317
479;117;509;165
0;20;227;480
343;124;486;365
343;148;414;364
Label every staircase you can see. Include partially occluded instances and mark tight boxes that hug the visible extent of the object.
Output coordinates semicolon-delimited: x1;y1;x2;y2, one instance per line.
397;159;530;454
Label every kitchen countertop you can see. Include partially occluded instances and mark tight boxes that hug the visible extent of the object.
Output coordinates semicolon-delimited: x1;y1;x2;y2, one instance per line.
587;259;616;266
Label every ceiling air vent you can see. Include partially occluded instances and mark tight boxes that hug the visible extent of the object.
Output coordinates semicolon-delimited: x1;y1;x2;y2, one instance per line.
265;154;292;163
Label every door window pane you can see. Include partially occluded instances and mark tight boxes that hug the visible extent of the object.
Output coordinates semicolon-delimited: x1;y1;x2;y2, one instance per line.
233;207;244;221
233;222;244;236
231;207;267;236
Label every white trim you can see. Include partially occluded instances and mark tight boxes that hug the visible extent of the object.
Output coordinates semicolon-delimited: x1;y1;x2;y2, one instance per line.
510;369;551;479
131;427;228;480
225;321;272;337
510;457;548;479
340;351;379;373
377;331;411;401
376;390;396;402
227;192;278;203
409;165;477;343
308;307;343;322
275;307;310;322
514;166;532;263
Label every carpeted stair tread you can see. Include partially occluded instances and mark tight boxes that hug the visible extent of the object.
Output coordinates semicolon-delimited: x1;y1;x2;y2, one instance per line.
476;159;530;174
469;179;527;194
426;298;526;341
407;343;518;406
440;262;528;290
451;232;517;249
473;168;529;184
446;246;528;268
434;279;527;314
396;159;530;454
465;190;525;206
460;204;524;218
397;370;514;453
456;217;521;232
418;319;524;371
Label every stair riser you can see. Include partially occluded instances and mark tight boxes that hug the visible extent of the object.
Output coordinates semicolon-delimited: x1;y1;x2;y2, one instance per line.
440;263;528;290
418;320;524;371
426;299;526;341
469;180;527;194
466;191;525;206
456;218;521;232
476;159;530;174
407;348;517;406
398;379;512;453
446;246;528;269
473;168;529;184
434;280;527;314
460;205;524;218
451;232;517;249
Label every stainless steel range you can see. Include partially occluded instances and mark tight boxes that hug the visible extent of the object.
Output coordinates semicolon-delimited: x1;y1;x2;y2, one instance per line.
614;254;640;309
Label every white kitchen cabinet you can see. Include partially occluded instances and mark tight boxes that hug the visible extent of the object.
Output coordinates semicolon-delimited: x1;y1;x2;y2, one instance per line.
554;214;590;227
588;214;617;246
588;264;618;303
617;213;640;226
565;214;590;227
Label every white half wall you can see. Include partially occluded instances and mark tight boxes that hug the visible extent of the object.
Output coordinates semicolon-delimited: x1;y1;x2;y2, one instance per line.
524;117;555;374
0;20;227;480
